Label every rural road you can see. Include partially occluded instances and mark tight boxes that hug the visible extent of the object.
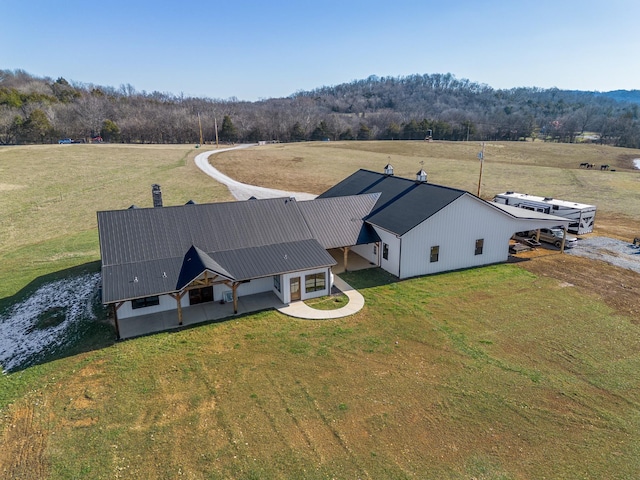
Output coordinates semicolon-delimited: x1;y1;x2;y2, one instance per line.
194;145;317;201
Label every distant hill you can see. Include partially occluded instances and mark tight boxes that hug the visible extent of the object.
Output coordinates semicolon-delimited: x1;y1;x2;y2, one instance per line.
1;69;640;148
598;90;640;104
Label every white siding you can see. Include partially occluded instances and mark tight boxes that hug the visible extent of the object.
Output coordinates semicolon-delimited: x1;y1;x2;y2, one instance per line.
351;242;379;265
372;228;401;277
399;194;516;279
281;267;333;303
117;293;187;319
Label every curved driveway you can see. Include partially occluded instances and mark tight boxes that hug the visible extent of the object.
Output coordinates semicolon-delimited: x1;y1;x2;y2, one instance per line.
194;145;317;201
193;144;364;319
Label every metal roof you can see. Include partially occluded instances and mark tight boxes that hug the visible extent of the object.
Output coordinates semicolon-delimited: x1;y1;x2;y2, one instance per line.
488;202;571;226
297;193;381;248
318;169;465;236
98;196;352;303
176;245;234;291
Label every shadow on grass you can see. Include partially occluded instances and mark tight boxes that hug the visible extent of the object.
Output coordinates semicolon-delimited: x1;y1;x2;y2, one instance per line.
338;267;399;290
1;261;117;373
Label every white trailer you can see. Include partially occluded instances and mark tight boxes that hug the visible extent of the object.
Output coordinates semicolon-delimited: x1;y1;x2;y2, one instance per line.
493;192;596;234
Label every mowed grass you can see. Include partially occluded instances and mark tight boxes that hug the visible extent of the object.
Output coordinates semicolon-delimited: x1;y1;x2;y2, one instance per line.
213;140;640;238
1;141;640;479
1;266;639;479
0;144;233;301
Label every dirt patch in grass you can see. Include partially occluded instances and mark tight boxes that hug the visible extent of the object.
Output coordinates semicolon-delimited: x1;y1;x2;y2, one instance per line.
517;253;640;320
0;402;49;479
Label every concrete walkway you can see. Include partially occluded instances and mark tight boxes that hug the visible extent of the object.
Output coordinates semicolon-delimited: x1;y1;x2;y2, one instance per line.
277;276;365;319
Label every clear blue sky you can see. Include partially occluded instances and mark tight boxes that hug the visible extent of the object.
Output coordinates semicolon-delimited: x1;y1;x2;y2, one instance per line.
3;0;639;101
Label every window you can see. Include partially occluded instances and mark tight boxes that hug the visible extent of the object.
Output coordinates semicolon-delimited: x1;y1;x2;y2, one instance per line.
475;238;484;255
382;243;389;260
430;246;439;263
305;272;326;293
273;275;281;292
131;296;160;309
373;244;377;255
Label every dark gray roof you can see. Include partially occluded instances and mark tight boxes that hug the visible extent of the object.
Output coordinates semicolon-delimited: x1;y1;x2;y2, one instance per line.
297;193;381;249
176;245;234;291
318;169;466;235
210;240;335;281
98;196;341;303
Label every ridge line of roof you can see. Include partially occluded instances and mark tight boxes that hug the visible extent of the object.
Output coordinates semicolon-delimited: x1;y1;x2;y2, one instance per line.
357;168;470;194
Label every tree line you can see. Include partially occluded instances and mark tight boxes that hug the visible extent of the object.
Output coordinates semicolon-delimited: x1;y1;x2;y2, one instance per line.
2;69;640;148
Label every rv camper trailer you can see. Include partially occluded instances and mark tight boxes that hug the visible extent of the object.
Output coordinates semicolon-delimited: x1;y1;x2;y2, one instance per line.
493;192;596;234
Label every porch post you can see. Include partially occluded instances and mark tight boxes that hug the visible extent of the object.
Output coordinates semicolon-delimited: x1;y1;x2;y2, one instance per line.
112;304;121;339
170;292;185;325
232;283;239;314
343;246;350;272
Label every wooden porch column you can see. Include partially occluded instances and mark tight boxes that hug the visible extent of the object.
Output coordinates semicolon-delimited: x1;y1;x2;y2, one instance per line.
112;303;122;339
232;283;239;314
169;292;187;325
343;246;350;272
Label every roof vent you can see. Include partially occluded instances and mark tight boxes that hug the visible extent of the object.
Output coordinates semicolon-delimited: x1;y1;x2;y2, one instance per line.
505;191;514;195
152;184;163;208
416;169;427;182
543;197;553;201
384;163;394;176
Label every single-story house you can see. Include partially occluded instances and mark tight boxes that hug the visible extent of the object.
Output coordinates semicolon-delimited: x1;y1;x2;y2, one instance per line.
97;168;570;337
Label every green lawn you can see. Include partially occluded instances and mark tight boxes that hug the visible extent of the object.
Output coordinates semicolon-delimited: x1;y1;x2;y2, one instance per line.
1;142;639;479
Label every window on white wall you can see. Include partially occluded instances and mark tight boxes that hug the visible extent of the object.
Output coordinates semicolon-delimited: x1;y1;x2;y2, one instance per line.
131;296;160;309
273;275;281;292
305;272;326;293
430;246;439;263
382;243;389;260
475;239;484;255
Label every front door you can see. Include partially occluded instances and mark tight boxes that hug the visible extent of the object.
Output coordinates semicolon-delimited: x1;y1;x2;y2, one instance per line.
290;277;301;302
189;286;214;305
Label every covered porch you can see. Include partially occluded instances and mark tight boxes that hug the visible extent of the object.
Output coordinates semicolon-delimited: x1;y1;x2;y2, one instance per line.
116;291;284;339
329;247;377;274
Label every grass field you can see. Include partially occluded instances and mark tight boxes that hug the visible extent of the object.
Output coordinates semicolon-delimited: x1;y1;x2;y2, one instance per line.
212;140;640;239
1;141;640;479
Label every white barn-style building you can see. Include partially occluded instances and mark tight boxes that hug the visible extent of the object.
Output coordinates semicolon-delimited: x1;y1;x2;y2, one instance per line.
318;167;571;279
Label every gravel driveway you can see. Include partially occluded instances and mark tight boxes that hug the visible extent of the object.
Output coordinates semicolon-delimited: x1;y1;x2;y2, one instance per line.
194;145;317;201
567;236;640;274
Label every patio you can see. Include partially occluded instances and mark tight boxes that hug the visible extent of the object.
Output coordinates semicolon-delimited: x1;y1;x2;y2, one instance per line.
117;291;285;339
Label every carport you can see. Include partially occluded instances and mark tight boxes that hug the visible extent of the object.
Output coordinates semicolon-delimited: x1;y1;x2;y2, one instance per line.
490;202;573;252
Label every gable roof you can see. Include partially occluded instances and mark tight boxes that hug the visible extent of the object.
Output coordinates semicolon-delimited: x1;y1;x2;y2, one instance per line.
98;194;380;304
318;169;465;236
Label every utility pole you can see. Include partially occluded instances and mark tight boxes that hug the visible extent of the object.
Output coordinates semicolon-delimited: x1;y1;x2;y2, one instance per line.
214;117;219;148
477;142;485;197
198;113;204;146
